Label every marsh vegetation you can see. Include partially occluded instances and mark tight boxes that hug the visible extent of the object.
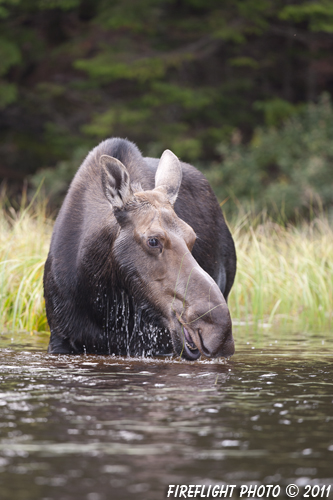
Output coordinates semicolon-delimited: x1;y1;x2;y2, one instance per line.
0;196;331;336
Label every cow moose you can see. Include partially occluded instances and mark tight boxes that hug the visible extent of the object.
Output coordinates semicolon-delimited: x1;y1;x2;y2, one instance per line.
44;138;236;360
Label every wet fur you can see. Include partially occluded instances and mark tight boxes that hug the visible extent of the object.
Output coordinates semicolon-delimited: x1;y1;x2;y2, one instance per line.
44;138;236;355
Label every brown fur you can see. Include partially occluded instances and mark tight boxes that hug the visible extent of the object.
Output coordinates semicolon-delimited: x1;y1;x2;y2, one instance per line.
44;138;236;360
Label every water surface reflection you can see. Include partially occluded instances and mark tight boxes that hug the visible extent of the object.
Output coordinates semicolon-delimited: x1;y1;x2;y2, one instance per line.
0;329;332;500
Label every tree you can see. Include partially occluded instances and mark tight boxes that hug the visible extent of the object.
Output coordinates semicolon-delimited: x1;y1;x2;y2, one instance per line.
0;0;333;214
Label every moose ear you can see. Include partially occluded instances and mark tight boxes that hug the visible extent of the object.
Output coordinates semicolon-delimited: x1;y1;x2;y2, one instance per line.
154;149;182;206
100;154;132;209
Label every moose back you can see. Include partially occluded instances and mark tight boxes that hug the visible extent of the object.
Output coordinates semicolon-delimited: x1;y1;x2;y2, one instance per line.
44;138;236;360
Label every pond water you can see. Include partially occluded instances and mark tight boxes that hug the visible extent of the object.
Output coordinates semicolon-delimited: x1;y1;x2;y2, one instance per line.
0;329;332;500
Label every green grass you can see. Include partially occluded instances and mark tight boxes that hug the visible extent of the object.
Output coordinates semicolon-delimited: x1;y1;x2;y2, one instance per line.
230;212;333;331
0;198;332;334
0;195;52;333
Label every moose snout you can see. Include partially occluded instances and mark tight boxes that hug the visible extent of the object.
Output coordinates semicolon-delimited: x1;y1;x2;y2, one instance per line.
186;300;234;358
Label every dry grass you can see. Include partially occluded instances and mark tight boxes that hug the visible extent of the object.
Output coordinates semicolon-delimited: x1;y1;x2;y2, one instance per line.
230;212;333;331
0;194;52;332
0;196;332;333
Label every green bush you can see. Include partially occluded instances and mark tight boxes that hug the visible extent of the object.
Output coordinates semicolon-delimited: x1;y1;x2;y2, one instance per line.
205;94;333;219
31;146;90;206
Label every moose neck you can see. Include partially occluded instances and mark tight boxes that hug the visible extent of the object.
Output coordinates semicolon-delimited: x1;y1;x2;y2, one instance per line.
103;289;173;357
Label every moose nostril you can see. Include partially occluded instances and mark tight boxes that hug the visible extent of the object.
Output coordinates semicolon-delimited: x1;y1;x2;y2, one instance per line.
197;329;211;357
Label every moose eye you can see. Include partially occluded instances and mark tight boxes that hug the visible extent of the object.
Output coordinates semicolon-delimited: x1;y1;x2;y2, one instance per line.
147;237;160;248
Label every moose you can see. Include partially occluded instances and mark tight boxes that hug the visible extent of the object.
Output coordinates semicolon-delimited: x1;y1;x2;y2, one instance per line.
44;138;236;360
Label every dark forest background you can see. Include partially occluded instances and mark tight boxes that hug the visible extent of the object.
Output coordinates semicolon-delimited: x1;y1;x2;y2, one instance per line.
1;0;333;218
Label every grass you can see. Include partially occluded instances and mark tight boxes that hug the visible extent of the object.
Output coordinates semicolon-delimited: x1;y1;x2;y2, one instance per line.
0;193;52;333
0;196;332;334
230;211;333;331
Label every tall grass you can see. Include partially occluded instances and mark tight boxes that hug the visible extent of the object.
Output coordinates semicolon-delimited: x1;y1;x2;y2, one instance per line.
0;193;52;332
230;212;333;331
0;197;332;333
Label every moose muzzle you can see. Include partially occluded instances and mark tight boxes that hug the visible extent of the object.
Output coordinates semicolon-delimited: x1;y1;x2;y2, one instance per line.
173;264;234;360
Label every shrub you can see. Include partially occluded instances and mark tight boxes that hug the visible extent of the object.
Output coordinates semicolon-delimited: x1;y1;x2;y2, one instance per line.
205;94;333;219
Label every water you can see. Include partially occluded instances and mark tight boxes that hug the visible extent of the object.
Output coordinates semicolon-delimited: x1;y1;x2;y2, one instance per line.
0;329;333;500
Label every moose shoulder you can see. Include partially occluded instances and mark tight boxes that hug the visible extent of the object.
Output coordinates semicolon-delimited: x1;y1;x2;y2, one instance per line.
44;138;236;360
